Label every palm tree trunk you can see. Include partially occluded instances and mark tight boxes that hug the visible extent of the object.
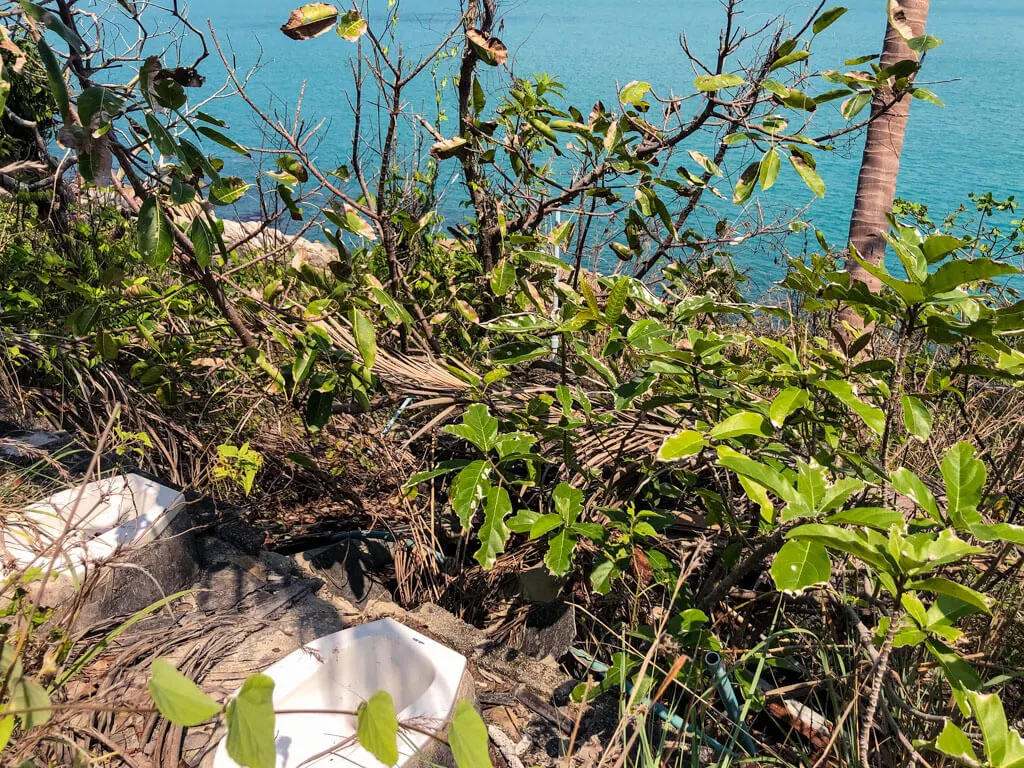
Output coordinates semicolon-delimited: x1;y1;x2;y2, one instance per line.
846;0;931;293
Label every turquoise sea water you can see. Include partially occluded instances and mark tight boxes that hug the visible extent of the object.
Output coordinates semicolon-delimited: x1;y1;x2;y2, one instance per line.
191;1;1024;281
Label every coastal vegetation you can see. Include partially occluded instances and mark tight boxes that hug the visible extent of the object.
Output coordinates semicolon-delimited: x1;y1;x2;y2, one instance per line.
1;0;1024;766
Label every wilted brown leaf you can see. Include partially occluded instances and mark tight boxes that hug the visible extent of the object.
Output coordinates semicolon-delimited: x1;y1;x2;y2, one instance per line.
281;3;339;41
466;29;508;66
429;136;468;160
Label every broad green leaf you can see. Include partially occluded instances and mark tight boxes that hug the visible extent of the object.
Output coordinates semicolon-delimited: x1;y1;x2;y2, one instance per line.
11;675;50;729
450;461;491;529
923;258;1019;297
530;513;564;540
898;529;983;577
357;691;399;766
921;233;966;263
786;523;890;572
657;430;706;461
149;658;221;727
507;510;540;534
209;176;251;206
771;540;831;593
941;442;986;529
758;148;781;190
225;674;276;768
813;7;848;34
770;387;808;427
605;278;629;324
36;39;69;123
820;380;885;435
444;404;500;452
197;126;251;158
449;700;494;768
841;91;871;119
146;114;177;156
908;577;992;615
739;477;775;522
908;34;943;52
890;468;940;522
475;485;512;569
901;395;933;441
553;483;584;524
188;216;215;269
788;150;825;197
336;10;368;41
137;197;173;266
590;559;618;595
545;529;577;576
770;50;810;72
818;478;864;515
489;259;516;296
733;162;759;204
912;87;945;107
350;308;377;370
934;721;977;763
0;715;13;751
970;523;1024;546
796;460;826;512
687;150;722;177
825;507;902;530
694;73;746;91
970;691;1014;767
710;411;771;440
717;446;797;504
619;80;651;106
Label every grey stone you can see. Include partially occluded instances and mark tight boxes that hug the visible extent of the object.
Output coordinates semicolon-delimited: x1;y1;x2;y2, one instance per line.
297;538;394;607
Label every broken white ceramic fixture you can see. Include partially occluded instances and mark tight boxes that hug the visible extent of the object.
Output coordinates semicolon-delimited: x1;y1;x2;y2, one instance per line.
1;472;187;581
213;618;469;768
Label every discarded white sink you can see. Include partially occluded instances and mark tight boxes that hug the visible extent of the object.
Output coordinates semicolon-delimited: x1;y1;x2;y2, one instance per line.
2;472;187;582
212;618;469;768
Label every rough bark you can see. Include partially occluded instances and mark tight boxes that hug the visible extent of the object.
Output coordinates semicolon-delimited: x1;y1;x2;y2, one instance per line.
846;0;931;296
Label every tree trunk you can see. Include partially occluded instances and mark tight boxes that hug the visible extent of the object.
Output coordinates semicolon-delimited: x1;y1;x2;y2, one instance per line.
846;0;931;294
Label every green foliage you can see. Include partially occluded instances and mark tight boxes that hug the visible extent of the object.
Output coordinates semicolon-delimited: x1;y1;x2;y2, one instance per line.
357;691;400;766
148;659;222;726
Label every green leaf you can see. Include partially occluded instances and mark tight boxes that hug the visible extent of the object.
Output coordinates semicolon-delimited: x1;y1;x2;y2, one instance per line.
137;197;173;266
507;509;540;534
475;485;512;570
225;674;276;768
694;73;746;91
820;380;885;435
717;446;797;504
553;483;584;525
771;540;831;593
336;9;368;41
545;529;577;576
921;233;966;263
733;162;759;204
449;701;494;768
489;259;516;296
825;507;902;530
841;91;871;120
350;308;377;370
450;461;491;530
188;216;214;269
687;150;722;177
941;442;986;529
0;714;13;752
908;577;992;615
657;430;706;461
209;176;251;206
813;7;848;34
934;721;977;763
970;691;1014;767
923;258;1019;297
911;87;945;107
357;691;400;766
908;34;943;52
197;126;251;158
605;278;629;324
148;658;222;727
970;523;1024;546
530;513;564;540
770;387;809;427
710;411;771;440
786;524;890;572
787;150;826;197
36;39;69;123
770;50;810;72
758;148;781;190
145;114;177;156
590;559;618;595
11;675;50;729
619;80;651;106
901;395;933;442
444;404;500;452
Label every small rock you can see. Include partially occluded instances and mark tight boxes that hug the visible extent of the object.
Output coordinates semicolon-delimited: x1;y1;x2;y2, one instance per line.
297;538;393;607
